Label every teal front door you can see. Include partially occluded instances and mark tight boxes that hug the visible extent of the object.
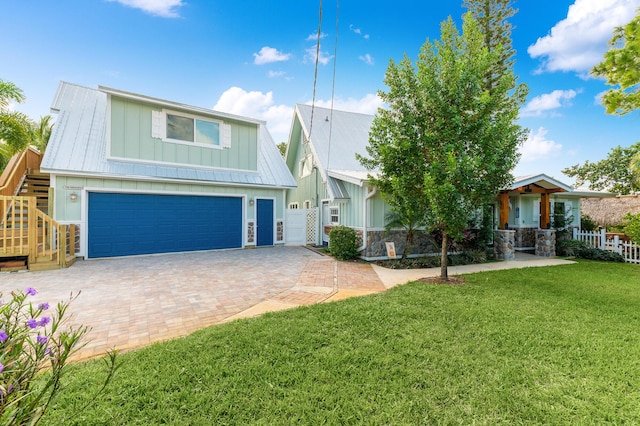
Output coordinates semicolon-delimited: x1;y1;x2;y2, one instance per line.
256;199;274;246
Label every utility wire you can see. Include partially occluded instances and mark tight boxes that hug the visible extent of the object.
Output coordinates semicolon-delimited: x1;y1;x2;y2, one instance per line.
308;0;323;145
326;0;339;171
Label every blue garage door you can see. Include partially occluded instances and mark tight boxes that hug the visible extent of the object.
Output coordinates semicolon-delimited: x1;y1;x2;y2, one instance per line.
88;192;242;258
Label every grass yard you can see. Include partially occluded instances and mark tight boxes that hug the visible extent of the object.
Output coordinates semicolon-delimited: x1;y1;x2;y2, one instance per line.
43;260;640;425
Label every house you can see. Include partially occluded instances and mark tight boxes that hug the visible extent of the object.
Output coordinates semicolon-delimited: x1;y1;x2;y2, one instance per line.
495;174;614;258
284;103;435;259
284;103;613;260
41;82;296;259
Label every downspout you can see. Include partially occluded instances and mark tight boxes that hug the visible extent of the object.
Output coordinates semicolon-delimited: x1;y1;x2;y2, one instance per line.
358;185;378;253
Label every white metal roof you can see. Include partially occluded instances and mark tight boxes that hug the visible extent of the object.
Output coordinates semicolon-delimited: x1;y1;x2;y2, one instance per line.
295;103;374;178
42;82;296;189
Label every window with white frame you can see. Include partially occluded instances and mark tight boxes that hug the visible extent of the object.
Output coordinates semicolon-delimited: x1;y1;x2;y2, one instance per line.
330;206;339;224
288;202;299;209
152;110;230;148
304;200;311;209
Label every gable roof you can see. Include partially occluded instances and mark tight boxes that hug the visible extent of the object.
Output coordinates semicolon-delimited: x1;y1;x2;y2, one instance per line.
42;81;296;189
295;103;374;178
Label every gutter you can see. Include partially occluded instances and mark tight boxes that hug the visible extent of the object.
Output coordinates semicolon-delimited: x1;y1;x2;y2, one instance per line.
358;185;378;252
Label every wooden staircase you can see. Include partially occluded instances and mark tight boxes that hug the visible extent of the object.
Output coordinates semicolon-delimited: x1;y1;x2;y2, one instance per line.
0;148;75;271
18;171;51;214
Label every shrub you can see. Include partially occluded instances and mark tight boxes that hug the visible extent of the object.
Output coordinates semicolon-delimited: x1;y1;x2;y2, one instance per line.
580;214;598;232
329;226;360;260
577;246;624;262
556;239;587;257
622;213;640;244
0;288;118;425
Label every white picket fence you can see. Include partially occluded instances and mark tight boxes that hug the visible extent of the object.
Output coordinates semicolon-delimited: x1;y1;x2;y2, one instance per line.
572;228;640;264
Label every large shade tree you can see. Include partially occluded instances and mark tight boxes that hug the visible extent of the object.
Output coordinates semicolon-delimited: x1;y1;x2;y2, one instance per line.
360;14;528;279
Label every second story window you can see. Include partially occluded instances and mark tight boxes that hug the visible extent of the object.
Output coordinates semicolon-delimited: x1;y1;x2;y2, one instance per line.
166;113;220;146
152;109;231;148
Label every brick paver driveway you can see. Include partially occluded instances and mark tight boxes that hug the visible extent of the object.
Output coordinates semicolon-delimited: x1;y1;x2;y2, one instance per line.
0;246;386;360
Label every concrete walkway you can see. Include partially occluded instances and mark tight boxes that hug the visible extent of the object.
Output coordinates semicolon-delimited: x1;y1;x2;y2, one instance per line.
0;248;574;361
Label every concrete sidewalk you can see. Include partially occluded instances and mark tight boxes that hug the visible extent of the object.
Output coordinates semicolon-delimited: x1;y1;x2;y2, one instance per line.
372;255;576;288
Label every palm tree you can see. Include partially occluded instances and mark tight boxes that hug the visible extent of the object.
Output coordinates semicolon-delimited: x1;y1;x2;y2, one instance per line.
29;115;54;153
0;79;32;169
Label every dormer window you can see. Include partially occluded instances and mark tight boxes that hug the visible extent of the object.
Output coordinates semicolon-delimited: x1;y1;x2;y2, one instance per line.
152;110;231;148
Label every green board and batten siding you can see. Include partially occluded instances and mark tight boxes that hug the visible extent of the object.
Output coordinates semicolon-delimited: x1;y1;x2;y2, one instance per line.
109;97;258;171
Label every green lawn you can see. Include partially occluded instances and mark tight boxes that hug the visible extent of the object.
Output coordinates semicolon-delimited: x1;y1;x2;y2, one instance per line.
43;260;640;425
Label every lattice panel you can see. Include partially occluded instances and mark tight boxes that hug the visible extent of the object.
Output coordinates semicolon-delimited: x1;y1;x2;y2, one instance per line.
306;208;318;244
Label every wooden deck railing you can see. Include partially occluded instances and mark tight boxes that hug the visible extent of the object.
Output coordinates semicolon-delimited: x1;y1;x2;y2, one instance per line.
0;195;74;268
0;147;43;197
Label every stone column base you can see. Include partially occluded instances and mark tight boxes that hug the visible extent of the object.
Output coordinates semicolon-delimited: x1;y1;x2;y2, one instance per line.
494;230;515;261
535;229;556;257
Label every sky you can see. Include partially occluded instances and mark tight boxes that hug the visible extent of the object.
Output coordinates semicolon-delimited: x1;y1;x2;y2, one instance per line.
2;0;640;185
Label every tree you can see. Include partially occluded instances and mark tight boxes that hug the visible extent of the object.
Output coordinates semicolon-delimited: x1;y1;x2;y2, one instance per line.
277;141;287;157
360;14;527;279
29;115;54;153
591;9;640;116
0;79;32;170
562;142;640;194
464;0;517;92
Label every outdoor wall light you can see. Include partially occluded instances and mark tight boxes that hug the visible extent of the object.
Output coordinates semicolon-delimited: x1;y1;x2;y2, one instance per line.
69;192;78;202
249;198;255;206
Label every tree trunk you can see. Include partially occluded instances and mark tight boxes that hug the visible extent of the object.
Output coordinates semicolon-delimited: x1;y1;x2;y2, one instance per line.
402;229;414;261
440;232;449;279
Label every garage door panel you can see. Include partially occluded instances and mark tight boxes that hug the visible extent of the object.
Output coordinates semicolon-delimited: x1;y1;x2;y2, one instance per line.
88;193;242;258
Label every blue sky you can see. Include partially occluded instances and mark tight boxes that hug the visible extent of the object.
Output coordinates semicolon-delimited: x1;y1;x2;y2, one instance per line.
2;0;640;184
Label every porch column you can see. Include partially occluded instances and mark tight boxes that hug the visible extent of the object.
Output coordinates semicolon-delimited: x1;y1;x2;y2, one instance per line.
499;192;509;229
540;193;550;229
494;229;515;260
535;229;556;257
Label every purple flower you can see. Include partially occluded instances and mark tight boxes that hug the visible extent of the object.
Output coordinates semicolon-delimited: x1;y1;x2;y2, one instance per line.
37;335;48;345
38;317;51;327
26;319;38;329
37;302;49;311
0;363;3;373
0;330;7;343
24;287;37;296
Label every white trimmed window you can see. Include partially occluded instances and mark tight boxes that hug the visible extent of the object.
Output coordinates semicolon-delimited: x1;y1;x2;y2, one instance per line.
330;206;339;224
304;200;311;209
152;110;231;148
288;202;299;209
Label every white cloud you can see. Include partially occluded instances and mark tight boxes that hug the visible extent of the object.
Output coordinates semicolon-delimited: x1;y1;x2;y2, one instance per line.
304;46;332;65
349;24;370;39
253;46;291;65
306;32;327;42
310;93;383;116
106;0;184;18
267;70;287;78
519;128;563;162
213;87;294;143
521;89;578;117
528;0;640;75
359;53;374;65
